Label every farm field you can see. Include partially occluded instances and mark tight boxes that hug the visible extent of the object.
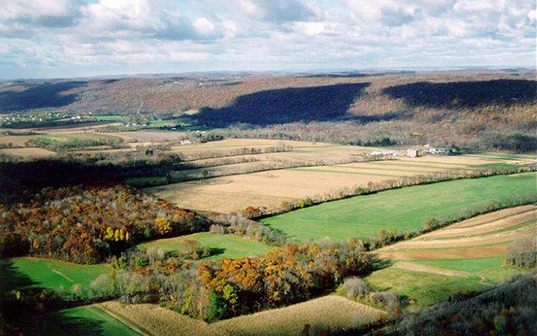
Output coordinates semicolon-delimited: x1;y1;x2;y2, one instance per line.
138;232;275;260
17;303;148;336
146;153;506;214
363;205;535;309
0;147;56;158
213;296;385;336
262;173;536;242
0;257;109;293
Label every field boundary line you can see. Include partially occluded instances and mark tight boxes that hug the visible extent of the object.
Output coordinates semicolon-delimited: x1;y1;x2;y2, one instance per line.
93;304;152;336
50;268;76;283
392;262;471;277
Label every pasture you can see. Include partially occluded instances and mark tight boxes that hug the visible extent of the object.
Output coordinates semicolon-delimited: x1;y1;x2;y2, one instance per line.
262;173;536;242
138;232;275;260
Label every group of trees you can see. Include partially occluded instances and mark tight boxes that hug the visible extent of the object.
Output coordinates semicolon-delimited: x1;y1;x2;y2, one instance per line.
87;238;373;321
0;184;210;263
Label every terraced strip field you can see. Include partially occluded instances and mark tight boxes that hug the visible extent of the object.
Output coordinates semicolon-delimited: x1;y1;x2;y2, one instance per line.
138;232;275;260
378;204;536;260
0;257;109;293
365;205;535;309
214;296;385;336
262;173;536;242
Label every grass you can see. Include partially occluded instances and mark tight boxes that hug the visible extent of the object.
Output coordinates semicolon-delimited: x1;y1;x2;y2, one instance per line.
0;257;109;292
33;133;120;144
364;268;489;308
37;306;143;336
93;115;128;122
411;257;504;274
262;173;536;242
138;232;275;260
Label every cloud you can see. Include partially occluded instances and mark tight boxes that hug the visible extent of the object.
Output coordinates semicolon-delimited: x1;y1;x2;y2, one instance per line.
78;0;223;41
0;0;77;30
0;0;534;79
237;0;315;23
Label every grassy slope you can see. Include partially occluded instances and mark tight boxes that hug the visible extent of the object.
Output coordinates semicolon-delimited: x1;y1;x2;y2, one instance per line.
50;306;142;336
262;173;536;242
138;232;275;260
364;268;489;309
411;257;504;273
0;257;109;292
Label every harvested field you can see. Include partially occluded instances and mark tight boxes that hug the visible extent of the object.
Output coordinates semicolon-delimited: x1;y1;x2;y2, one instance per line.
214;296;385;336
108;131;186;142
378;205;537;260
96;301;225;336
0;135;33;146
0;147;56;157
148;152;507;214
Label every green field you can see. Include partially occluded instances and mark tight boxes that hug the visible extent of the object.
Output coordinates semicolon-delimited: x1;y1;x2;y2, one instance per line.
0;257;109;293
93;115;128;122
138;232;275;260
16;305;143;336
364;268;489;309
412;257;504;274
364;257;525;309
262;173;536;242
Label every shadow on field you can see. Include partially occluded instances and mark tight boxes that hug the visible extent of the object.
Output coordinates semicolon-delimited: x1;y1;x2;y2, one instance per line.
0;259;38;293
192;83;371;126
383;79;537;109
0;81;86;112
0;260;106;336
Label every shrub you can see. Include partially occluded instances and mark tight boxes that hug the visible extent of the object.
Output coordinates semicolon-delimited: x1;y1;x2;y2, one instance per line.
343;276;370;298
423;218;440;231
506;236;537;269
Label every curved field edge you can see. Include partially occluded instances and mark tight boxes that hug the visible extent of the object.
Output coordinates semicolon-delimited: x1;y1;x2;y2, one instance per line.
213;296;385;336
261;173;537;242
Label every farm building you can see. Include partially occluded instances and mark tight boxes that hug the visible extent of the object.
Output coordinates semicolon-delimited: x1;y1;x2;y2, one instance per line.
407;148;419;157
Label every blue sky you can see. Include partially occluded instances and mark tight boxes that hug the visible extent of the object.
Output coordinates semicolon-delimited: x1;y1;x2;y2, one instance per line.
0;0;535;79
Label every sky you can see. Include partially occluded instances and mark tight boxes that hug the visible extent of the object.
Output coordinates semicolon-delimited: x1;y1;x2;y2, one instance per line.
0;0;535;79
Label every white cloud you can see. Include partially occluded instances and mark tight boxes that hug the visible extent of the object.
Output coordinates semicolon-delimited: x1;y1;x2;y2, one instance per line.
0;0;534;79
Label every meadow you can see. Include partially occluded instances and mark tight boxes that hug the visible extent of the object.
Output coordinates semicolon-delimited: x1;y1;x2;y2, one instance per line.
262;173;536;242
138;232;274;260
